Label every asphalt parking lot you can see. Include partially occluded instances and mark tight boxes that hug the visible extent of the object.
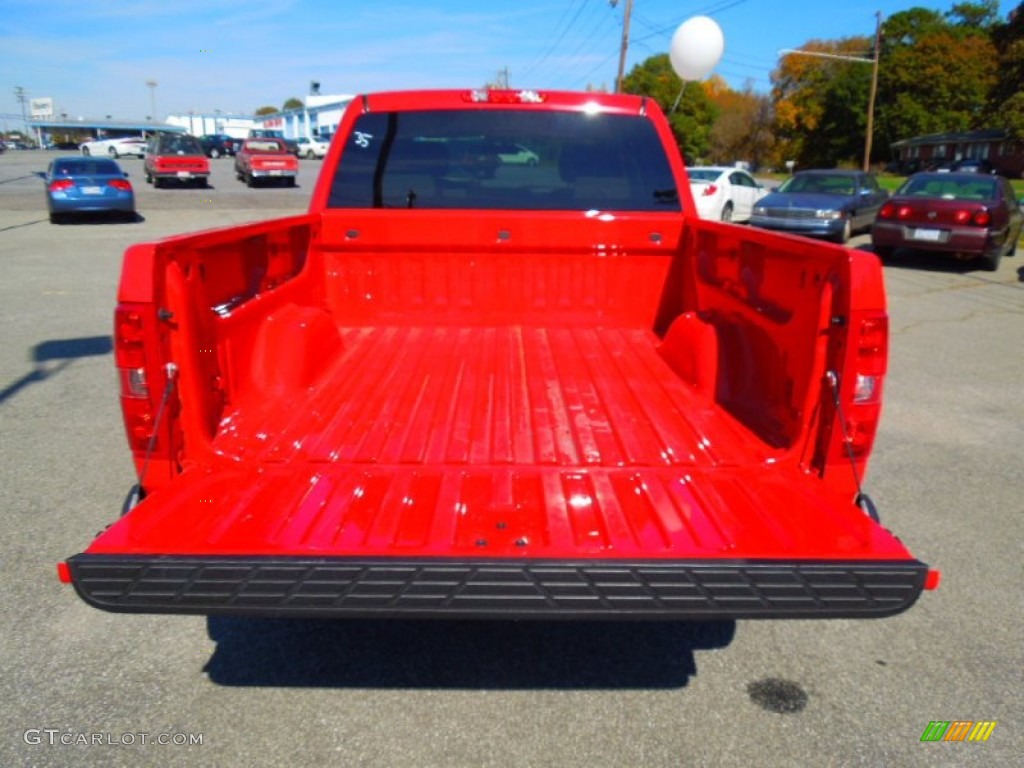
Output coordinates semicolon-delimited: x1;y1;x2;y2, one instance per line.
1;150;1021;767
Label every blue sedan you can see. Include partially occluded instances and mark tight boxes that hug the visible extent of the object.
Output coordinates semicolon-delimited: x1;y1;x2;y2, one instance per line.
749;170;888;244
38;157;136;224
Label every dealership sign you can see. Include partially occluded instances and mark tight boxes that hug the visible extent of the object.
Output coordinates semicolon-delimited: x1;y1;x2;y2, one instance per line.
30;97;54;119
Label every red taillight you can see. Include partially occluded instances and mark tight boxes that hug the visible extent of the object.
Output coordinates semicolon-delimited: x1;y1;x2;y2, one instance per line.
49;179;74;192
115;307;146;368
880;202;912;220
108;178;132;191
857;316;887;375
115;304;160;453
954;208;991;226
702;184;718;197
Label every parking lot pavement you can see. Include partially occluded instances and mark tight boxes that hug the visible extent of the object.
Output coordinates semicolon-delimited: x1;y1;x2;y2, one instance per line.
1;151;1021;767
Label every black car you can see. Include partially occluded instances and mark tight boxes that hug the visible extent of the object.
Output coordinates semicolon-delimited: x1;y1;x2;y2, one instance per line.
198;134;237;158
949;157;996;175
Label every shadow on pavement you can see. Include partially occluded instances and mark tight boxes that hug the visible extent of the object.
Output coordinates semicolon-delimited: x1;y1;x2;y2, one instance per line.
52;211;145;224
203;617;737;689
0;335;113;405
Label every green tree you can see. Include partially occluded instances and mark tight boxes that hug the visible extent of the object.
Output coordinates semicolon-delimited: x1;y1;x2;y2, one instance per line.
621;53;718;162
705;77;776;169
946;0;1000;29
990;2;1024;138
254;105;279;116
877;5;999;144
283;97;304;110
770;37;872;166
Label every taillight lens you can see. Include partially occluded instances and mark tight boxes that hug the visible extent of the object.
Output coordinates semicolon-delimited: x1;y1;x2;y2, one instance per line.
114;304;163;454
878;202;894;219
115;308;146;368
49;179;74;192
954;208;991;226
108;178;132;191
701;184;718;197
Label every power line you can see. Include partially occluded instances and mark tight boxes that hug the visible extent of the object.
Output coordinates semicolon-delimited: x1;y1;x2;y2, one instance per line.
522;0;589;77
535;2;621;86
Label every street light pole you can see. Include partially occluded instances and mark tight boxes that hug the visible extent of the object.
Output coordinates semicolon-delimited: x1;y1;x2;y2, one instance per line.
146;80;158;123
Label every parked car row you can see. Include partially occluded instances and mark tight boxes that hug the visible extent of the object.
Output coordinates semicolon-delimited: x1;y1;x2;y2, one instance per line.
37;135;305;224
743;168;1022;272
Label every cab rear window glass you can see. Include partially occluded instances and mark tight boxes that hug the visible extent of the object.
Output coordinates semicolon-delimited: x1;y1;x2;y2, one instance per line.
327;109;680;212
156;134;203;154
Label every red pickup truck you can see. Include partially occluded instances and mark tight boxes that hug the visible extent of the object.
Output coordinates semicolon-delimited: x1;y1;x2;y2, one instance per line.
63;89;937;620
234;138;299;187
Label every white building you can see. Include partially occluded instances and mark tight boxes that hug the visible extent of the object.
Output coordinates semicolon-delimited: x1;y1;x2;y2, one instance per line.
164;113;257;138
253;94;354;140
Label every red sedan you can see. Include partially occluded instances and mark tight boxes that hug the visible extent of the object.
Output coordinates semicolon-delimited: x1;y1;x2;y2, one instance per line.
871;172;1022;271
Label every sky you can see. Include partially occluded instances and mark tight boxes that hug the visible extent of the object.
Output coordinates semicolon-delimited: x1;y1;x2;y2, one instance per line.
0;0;1014;124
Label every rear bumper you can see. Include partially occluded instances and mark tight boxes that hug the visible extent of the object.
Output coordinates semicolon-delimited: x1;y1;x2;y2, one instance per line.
151;171;210;180
251;169;298;177
749;216;844;238
66;554;928;620
871;220;1003;256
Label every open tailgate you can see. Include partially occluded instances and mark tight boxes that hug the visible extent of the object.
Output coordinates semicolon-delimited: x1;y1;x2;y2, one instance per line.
66;460;931;620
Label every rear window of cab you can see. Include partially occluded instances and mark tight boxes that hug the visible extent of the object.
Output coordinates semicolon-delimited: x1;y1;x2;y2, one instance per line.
327;109;680;212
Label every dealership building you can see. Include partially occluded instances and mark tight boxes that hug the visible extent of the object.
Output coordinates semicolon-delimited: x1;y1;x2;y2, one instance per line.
165;93;354;140
249;93;354;140
19;90;354;145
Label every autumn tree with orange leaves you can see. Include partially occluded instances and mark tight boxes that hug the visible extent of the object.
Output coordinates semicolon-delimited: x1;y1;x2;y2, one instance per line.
771;37;873;168
704;76;775;169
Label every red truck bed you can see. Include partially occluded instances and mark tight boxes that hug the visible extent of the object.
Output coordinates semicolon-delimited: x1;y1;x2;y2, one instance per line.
65;91;933;621
66;209;930;620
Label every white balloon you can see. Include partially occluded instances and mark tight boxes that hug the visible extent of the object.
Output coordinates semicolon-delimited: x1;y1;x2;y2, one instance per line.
669;16;725;81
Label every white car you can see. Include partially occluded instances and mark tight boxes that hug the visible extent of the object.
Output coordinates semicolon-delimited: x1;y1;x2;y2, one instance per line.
687;166;767;222
497;143;539;165
79;137;147;159
294;136;330;159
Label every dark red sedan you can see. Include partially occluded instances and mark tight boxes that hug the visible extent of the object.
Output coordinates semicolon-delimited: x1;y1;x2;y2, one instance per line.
871;172;1023;271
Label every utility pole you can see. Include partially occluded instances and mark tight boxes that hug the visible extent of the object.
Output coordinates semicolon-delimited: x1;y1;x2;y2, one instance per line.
863;12;882;172
14;86;28;135
614;0;634;93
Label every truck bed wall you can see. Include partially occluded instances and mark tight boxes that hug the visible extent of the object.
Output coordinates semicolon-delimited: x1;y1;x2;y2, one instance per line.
136;210;854;480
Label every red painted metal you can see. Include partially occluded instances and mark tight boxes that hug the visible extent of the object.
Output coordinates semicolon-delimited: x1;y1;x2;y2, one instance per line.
71;90;929;605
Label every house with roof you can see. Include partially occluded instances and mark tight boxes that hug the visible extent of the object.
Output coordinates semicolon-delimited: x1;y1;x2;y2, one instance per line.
890;129;1024;178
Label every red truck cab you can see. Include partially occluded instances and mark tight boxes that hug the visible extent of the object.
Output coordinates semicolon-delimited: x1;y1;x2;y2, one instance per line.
63;90;936;621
